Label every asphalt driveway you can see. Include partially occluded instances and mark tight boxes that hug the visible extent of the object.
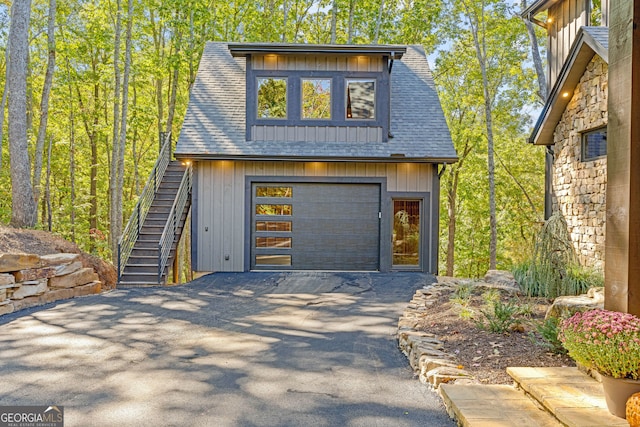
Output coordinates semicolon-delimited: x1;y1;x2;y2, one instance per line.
0;272;455;426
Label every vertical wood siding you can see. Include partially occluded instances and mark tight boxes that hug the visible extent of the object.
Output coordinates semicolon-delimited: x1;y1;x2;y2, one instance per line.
251;125;383;142
195;160;434;272
548;0;589;88
252;54;384;72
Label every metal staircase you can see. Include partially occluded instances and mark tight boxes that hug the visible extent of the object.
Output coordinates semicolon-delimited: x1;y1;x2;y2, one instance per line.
117;134;192;286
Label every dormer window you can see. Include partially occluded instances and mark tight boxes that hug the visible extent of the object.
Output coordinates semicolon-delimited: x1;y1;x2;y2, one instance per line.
229;43;406;142
302;79;331;119
346;79;376;119
257;77;287;119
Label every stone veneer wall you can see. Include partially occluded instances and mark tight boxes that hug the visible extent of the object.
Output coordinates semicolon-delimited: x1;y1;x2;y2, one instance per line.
552;56;608;271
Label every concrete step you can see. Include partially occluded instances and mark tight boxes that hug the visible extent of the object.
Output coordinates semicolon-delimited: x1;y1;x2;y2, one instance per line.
440;384;562;426
507;367;629;427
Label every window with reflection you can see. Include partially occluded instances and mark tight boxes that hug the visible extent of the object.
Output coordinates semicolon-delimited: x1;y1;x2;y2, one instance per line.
257;77;287;118
346;79;375;119
302;79;331;119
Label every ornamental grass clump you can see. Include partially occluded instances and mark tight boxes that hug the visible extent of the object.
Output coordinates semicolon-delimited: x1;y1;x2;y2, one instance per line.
559;309;640;379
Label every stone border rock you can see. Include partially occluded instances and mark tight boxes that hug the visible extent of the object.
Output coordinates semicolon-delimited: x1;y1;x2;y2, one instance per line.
397;277;476;389
0;252;103;316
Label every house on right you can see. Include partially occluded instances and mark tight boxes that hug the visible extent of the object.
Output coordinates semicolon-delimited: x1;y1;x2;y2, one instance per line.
523;0;609;271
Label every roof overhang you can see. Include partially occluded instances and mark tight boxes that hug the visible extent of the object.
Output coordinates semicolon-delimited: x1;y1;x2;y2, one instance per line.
174;153;458;164
228;43;406;59
520;0;564;28
528;27;608;145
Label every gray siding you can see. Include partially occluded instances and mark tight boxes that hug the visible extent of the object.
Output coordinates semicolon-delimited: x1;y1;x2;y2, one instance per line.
548;0;590;88
194;160;435;272
251;125;383;143
251;54;384;72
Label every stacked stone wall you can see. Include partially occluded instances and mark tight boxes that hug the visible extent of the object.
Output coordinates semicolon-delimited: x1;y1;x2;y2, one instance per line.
552;56;608;271
0;253;102;316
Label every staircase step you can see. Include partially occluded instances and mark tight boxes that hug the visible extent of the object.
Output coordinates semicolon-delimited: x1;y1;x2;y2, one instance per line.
440;384;562;426
507;367;629;427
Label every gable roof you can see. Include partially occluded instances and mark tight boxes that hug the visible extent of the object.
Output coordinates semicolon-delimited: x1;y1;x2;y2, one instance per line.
175;42;457;163
528;26;608;145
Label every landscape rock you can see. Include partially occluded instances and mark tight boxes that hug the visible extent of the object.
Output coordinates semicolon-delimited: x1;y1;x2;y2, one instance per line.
13;267;57;282
40;253;81;266
10;281;102;312
0;253;41;273
0;273;15;286
484;270;519;289
11;279;48;299
0;303;14;316
0;289;6;301
546;287;604;319
53;261;83;277
48;268;99;289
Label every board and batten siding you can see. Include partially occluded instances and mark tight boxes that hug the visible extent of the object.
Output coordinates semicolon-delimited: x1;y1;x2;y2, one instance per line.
251;54;384;72
194;160;434;272
251;125;383;143
547;0;590;88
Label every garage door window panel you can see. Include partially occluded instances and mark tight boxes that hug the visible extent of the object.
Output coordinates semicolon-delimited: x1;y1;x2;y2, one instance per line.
255;255;292;266
256;221;292;232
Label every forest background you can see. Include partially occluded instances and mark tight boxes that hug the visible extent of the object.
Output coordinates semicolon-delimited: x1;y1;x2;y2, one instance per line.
0;0;548;277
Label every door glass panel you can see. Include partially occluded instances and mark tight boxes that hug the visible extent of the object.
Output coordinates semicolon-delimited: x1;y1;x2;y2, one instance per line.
256;204;292;215
393;200;420;266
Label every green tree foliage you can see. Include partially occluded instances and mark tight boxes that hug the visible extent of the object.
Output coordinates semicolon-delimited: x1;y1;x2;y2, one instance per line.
436;0;545;277
0;0;545;271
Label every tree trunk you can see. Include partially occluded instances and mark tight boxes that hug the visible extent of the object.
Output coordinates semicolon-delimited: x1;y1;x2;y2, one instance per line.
68;92;76;243
114;0;134;253
464;0;497;269
282;0;288;42
347;0;354;43
109;0;123;262
0;46;9;174
330;0;337;44
166;26;181;136
446;142;473;276
44;136;52;231
521;0;547;101
374;0;385;43
8;0;38;228
32;0;57;206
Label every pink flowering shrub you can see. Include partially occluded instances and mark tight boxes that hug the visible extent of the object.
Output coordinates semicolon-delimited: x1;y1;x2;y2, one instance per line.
559;309;640;379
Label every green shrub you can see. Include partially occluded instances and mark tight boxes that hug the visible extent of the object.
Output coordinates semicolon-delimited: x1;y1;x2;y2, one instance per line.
512;212;603;299
477;298;522;333
532;317;566;355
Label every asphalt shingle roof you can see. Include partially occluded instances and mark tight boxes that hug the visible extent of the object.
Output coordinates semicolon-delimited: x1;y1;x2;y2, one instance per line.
175;42;456;162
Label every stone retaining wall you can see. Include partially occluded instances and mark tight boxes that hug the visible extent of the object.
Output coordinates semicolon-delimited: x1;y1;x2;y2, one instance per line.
397;279;475;389
0;253;103;316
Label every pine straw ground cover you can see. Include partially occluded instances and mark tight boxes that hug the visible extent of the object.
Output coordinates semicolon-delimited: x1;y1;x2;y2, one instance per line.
417;282;575;384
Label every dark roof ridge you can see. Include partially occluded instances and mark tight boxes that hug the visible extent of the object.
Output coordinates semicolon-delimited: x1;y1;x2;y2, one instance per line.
228;42;407;58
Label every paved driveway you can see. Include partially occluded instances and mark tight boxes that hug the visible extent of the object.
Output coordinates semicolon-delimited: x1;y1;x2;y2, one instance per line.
0;272;455;427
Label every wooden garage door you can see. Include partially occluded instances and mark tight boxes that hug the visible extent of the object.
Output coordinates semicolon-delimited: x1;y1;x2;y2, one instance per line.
252;183;380;270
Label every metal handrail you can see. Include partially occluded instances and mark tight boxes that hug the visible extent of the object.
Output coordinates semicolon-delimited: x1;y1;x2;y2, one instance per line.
117;132;172;282
157;163;192;282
